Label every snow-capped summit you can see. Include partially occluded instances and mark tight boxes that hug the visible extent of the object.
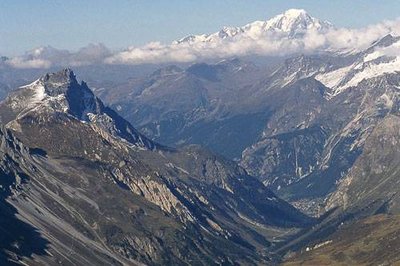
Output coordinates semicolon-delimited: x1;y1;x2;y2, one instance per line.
0;69;156;149
4;68;100;122
174;9;333;45
261;8;332;36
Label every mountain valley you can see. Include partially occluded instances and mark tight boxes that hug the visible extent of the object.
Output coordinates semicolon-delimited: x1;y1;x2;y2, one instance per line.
0;69;314;265
2;6;400;265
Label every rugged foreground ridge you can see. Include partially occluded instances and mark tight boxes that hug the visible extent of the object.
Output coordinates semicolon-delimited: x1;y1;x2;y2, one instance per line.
0;69;312;265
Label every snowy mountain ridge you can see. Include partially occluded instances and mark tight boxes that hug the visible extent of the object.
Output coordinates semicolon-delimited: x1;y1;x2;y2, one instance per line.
174;9;333;45
1;68;155;150
6;9;400;66
7;68;99;121
315;34;400;97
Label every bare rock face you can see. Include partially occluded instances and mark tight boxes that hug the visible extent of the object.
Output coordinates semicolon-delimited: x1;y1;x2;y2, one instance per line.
95;36;400;216
326;113;400;215
0;69;313;265
3;35;400;264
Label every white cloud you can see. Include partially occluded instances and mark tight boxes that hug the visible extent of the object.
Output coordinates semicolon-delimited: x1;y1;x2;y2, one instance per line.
105;18;400;65
104;42;198;64
323;19;400;51
5;43;111;69
7;57;51;69
5;16;400;68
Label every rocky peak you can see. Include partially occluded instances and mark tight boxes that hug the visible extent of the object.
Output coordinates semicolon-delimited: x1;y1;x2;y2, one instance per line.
33;68;76;97
370;34;400;50
42;68;75;85
28;68;100;121
0;69;157;150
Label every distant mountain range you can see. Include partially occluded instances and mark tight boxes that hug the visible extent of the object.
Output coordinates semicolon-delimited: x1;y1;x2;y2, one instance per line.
99;29;400;239
98;33;400;219
2;8;400;265
0;69;313;265
3;8;398;67
174;9;332;45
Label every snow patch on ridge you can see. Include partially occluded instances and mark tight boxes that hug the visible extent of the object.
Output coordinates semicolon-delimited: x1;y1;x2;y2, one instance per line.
315;65;354;89
340;57;400;87
316;39;400;97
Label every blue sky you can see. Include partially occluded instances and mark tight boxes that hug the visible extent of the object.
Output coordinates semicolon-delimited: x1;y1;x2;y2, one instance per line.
1;0;400;56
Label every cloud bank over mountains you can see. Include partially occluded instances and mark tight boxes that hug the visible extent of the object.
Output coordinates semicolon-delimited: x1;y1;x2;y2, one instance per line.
4;9;400;68
6;43;112;69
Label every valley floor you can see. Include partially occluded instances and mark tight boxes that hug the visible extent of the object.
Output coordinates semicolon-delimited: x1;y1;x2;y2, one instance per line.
283;214;400;266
